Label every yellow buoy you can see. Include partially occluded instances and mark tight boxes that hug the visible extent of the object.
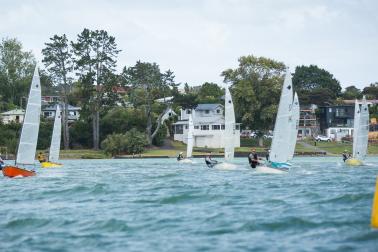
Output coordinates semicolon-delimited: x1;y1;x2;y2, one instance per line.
371;176;378;228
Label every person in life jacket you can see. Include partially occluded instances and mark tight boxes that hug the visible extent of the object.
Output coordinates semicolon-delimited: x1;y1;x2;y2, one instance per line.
248;148;261;168
0;153;4;170
37;152;47;163
342;150;349;162
205;152;218;168
177;152;184;161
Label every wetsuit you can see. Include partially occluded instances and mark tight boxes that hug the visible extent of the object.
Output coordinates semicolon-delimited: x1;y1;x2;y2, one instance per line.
266;153;269;161
205;156;217;168
177;154;184;161
0;158;4;170
342;153;348;162
248;153;259;168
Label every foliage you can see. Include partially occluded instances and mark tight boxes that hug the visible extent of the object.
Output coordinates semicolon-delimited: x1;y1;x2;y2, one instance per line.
71;28;121;149
362;82;378;99
292;65;342;105
42;34;74;149
222;55;286;131
0;122;21;154
121;61;178;145
0;38;36;107
152;124;167;146
101;128;147;156
341;85;362;100
196;82;223;104
172;93;198;110
37;119;53;150
69;120;92;148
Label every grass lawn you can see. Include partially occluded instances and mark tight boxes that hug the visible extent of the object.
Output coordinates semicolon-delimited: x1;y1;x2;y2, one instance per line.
59;149;109;159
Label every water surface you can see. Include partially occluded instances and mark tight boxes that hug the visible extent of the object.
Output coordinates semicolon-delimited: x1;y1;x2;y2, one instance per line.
1;157;378;251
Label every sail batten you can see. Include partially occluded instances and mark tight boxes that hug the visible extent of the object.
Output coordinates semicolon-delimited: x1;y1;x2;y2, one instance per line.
224;87;236;160
16;67;41;165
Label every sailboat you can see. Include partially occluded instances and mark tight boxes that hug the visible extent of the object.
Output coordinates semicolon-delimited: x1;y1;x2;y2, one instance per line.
224;87;236;161
268;69;297;171
287;92;300;161
41;104;63;168
346;96;369;166
179;111;194;163
2;67;41;178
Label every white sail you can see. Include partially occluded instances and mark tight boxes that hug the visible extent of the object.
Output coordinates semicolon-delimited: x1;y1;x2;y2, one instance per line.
353;96;369;160
186;111;194;158
16;67;41;165
270;70;294;163
49;105;62;162
224;87;236;160
287;92;300;160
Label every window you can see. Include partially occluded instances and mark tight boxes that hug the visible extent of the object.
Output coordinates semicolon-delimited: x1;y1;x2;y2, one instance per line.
175;125;183;134
194;126;199;129
216;109;220;114
221;124;225;130
235;125;240;130
201;125;209;130
205;110;209;114
186;109;191;114
212;125;220;130
185;125;188;129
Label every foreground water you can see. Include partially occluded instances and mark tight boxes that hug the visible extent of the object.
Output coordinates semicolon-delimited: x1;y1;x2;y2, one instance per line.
1;157;378;252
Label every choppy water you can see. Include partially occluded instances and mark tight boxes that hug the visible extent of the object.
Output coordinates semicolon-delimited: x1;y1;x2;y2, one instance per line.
1;157;378;252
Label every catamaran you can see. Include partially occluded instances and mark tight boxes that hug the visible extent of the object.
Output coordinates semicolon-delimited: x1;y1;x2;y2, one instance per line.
346;96;369;166
41;105;63;168
267;69;298;171
2;67;41;178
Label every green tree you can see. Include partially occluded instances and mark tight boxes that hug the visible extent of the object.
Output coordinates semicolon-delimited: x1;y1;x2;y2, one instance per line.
71;29;121;150
341;85;362;100
222;55;286;140
0;38;36;107
121;61;177;145
292;65;342;105
101;128;148;156
196;82;223;104
362;82;378;99
124;128;148;154
42;34;74;150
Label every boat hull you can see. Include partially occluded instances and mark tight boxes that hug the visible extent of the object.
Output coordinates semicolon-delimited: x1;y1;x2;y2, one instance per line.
2;166;36;178
345;158;363;166
41;161;63;168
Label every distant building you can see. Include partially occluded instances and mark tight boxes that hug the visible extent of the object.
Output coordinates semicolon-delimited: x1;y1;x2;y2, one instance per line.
173;103;240;148
42;104;81;122
1;109;25;124
42;95;60;105
298;104;319;138
318;105;355;140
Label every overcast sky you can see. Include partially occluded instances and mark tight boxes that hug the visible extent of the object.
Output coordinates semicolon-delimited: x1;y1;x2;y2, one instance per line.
0;0;377;89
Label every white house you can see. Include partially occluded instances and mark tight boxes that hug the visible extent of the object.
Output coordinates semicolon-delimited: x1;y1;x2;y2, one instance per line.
173;104;240;148
42;104;81;122
1;109;25;124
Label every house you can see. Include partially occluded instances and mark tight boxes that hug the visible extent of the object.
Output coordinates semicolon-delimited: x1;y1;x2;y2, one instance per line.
1;109;25;124
298;104;319;138
318;105;354;140
42;95;60;105
42;104;81;122
173;104;241;148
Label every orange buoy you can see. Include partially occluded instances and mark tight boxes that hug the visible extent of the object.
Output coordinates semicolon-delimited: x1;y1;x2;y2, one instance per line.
372;176;378;228
2;166;36;178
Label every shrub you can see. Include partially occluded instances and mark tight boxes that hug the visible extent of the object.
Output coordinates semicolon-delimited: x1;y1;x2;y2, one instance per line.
152;124;167;146
101;128;148;156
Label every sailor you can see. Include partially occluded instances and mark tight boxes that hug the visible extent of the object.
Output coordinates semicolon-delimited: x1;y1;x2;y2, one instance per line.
342;150;349;162
37;152;46;163
205;152;218;168
177;152;184;161
266;149;270;161
248;148;261;168
0;153;4;170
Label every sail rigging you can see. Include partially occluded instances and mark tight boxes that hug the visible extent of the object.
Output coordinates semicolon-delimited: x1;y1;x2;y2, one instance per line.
49;105;62;162
224;87;236;160
352;96;369;160
186;112;194;158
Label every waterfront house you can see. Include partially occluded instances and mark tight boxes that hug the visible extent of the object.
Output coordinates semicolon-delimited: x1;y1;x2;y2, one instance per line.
1;109;25;124
42;104;81;122
173;104;241;148
318;104;354;140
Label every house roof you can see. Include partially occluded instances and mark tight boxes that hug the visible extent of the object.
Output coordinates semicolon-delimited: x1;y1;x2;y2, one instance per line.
1;109;25;116
195;104;223;111
42;104;81;111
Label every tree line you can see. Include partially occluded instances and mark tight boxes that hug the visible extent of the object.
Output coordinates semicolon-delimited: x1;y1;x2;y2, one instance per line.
0;30;377;154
